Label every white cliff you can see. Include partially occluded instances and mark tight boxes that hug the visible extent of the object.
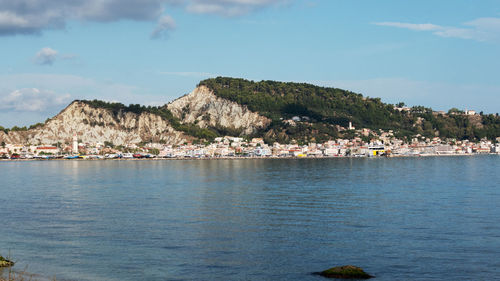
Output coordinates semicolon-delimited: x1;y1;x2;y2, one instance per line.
167;85;271;135
0;101;191;145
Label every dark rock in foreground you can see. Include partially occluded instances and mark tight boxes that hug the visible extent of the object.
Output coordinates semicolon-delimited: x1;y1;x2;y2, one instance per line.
318;265;373;279
0;256;14;267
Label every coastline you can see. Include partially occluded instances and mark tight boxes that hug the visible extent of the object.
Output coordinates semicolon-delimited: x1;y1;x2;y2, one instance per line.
0;153;496;162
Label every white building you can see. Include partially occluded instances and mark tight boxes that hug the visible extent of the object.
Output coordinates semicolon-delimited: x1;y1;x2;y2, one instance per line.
72;133;78;154
465;110;476;115
36;146;60;155
323;148;339;156
254;147;271;157
493;145;500;154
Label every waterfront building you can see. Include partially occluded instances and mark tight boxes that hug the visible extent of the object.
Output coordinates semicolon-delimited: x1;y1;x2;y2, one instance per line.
36;146;60;155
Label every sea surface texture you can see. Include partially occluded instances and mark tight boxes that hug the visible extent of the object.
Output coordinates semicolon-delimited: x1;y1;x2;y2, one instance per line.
1;156;500;280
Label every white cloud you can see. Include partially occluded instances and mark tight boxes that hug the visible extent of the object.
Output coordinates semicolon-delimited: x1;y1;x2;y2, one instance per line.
373;17;500;42
34;47;58;65
60;54;78;60
187;0;288;16
0;73;184;126
0;73;174;107
374;22;441;31
0;88;71;112
0;11;30;28
0;0;168;35
0;0;290;36
151;15;176;39
466;17;500;30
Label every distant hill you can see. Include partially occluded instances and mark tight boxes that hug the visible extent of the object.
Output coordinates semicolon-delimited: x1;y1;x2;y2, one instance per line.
1;77;499;145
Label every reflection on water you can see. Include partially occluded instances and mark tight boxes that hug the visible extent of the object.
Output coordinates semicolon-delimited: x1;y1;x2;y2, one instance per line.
1;156;500;280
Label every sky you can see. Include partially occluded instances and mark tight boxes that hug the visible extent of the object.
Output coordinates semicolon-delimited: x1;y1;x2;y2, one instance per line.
1;0;500;127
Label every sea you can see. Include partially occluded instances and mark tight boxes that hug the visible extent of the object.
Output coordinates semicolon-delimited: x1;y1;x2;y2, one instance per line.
1;156;500;280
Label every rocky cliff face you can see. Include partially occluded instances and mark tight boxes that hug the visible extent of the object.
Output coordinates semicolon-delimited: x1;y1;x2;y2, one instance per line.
166;85;271;135
0;101;192;145
0;130;29;145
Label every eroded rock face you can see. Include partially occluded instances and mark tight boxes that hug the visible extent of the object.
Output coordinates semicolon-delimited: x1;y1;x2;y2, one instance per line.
1;85;273;145
167;86;271;135
0;130;28;144
0;101;192;145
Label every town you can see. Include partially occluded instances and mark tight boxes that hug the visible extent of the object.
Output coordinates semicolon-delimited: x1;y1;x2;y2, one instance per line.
1;126;499;160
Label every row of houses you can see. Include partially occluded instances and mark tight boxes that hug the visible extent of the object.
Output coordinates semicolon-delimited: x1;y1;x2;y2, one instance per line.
2;133;500;159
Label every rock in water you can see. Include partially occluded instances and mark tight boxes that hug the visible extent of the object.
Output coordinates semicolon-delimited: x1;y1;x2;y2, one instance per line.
0;256;14;267
319;265;373;279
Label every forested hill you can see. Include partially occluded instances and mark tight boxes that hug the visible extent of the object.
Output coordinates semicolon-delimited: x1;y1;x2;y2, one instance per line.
199;77;500;143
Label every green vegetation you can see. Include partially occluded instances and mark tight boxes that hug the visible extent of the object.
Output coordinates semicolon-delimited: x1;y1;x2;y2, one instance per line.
104;141;114;148
319;265;373;279
200;77;500;142
0;255;14;267
0;255;46;281
0;123;44;134
200;77;407;128
0;126;26;133
149;148;160;155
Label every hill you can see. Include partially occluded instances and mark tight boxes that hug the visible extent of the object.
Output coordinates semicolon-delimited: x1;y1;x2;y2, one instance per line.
0;100;195;146
197;77;500;143
1;77;499;146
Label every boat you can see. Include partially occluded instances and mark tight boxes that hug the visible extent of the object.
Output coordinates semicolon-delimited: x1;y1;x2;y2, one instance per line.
64;154;80;159
105;153;122;159
122;153;134;159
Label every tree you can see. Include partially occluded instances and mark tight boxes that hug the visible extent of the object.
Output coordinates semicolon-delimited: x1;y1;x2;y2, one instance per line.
448;108;463;114
104;141;115;148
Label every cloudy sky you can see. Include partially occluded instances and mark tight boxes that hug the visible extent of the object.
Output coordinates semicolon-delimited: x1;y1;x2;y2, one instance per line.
1;0;500;127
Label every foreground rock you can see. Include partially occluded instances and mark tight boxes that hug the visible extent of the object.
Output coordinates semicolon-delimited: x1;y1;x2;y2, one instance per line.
318;265;373;279
0;256;14;267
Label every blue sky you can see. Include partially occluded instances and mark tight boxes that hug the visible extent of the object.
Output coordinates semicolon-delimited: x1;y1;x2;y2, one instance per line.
1;0;500;127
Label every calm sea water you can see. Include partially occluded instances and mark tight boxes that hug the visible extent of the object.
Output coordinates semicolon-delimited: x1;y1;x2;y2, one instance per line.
1;156;500;281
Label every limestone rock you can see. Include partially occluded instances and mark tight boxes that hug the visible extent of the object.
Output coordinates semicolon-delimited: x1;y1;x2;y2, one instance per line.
0;101;192;146
167;85;271;135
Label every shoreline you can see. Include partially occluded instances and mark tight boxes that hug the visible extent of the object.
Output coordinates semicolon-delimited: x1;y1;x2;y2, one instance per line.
0;153;496;162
